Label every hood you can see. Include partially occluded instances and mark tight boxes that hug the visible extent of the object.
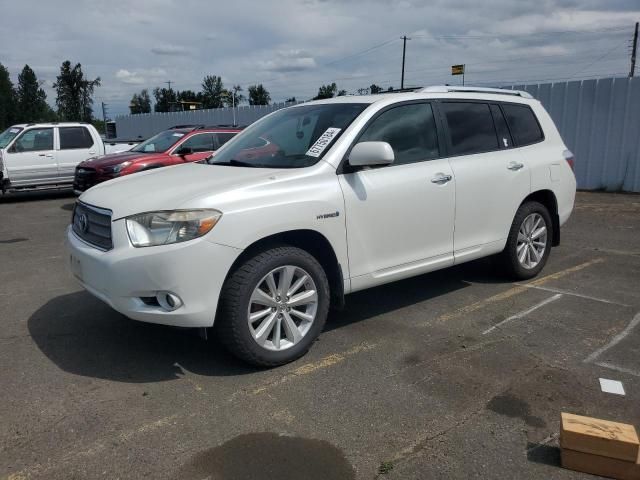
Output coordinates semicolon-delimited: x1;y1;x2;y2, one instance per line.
79;162;290;219
79;151;164;169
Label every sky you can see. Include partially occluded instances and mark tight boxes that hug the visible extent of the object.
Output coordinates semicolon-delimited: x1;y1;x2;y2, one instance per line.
1;0;638;117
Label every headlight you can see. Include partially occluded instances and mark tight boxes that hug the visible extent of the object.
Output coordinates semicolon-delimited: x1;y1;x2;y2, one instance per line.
125;209;222;247
103;161;131;174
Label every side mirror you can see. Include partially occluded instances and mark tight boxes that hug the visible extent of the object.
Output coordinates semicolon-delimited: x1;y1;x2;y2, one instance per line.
348;141;394;167
177;146;193;156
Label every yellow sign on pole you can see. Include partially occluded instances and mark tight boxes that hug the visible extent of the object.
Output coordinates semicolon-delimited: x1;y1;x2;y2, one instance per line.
451;64;465;75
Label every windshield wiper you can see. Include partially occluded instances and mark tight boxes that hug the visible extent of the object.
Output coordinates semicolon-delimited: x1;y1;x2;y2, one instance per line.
210;159;259;168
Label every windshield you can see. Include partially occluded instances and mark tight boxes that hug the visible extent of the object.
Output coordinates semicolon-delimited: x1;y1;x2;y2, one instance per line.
131;129;189;153
0;127;23;149
208;103;368;168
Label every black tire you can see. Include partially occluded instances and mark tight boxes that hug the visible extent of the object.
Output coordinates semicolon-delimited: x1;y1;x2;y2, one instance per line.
501;201;553;280
215;245;330;367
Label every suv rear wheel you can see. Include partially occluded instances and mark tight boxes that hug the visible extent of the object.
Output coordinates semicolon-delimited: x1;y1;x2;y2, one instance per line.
501;201;552;280
216;246;330;367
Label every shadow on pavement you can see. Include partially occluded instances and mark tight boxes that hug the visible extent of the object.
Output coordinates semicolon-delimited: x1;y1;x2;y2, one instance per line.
28;291;256;383
0;189;75;204
28;260;505;383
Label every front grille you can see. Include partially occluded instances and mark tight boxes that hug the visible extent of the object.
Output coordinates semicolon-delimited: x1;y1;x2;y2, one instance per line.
72;202;113;250
73;167;97;192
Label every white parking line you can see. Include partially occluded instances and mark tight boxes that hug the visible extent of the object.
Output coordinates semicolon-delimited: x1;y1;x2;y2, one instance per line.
482;294;563;335
515;283;630;307
584;312;640;364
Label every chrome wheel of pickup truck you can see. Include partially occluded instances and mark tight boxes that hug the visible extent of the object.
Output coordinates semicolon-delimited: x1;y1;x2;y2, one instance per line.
248;265;318;351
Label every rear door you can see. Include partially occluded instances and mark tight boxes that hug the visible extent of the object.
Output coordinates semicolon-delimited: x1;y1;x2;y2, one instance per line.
339;102;455;290
57;126;97;182
172;133;216;162
3;127;56;187
437;101;531;263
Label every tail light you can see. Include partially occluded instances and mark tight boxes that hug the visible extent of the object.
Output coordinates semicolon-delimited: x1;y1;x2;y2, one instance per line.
563;150;575;171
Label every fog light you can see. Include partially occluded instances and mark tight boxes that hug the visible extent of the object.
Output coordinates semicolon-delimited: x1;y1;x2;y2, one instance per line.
156;291;183;311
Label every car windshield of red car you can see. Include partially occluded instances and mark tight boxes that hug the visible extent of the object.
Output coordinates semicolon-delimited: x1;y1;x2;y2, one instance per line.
131;129;190;153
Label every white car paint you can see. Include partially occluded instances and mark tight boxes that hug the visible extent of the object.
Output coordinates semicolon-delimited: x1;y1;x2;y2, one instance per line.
67;88;576;328
0;122;137;191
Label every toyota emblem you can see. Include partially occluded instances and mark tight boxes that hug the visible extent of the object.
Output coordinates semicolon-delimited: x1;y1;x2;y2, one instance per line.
78;213;89;233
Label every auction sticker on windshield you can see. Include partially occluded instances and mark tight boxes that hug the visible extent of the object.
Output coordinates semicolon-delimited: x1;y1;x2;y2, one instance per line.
306;128;341;157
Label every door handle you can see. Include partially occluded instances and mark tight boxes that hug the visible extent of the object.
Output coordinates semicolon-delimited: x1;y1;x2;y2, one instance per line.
431;173;452;184
507;162;524;171
88;150;96;155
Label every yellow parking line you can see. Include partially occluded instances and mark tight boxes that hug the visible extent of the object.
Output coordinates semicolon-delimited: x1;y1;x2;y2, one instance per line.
250;342;377;396
434;258;604;325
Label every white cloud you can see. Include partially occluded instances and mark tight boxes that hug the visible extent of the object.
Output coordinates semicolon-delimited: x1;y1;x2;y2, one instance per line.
151;45;189;55
115;69;145;85
259;50;318;72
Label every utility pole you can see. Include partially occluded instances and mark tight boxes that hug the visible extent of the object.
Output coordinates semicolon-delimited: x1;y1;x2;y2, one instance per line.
630;22;638;78
165;80;173;92
400;35;410;90
101;102;108;136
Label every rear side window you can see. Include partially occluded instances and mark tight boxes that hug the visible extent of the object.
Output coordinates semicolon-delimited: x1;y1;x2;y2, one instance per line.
440;102;499;155
216;132;236;148
59;127;94;149
501;104;543;146
490;104;512;149
358;103;440;166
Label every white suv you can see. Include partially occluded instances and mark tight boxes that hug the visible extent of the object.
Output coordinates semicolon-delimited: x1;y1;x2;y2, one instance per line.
67;86;576;366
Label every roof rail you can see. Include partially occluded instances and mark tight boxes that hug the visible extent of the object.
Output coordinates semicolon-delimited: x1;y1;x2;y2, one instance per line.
419;85;533;99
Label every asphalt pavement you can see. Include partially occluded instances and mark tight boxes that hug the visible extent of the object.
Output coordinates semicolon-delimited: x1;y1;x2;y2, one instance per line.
1;190;639;479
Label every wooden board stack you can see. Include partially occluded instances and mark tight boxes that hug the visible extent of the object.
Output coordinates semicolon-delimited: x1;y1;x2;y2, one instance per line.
561;413;640;480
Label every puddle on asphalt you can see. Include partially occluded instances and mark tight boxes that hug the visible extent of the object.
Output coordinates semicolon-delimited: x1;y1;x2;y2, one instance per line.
175;432;355;480
487;392;546;428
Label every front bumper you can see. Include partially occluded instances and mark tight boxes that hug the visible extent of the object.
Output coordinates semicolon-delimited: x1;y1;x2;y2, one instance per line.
66;224;242;328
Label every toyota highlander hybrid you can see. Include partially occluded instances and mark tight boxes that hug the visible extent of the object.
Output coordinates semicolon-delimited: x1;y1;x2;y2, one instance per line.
67;86;576;366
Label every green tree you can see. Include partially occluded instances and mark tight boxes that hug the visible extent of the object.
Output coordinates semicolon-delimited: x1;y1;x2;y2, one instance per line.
248;84;271;105
370;84;383;94
313;83;338;100
201;75;226;109
129;89;151;114
0;63;17;129
16;65;50;122
285;96;296;103
223;84;245;107
337;89;347;96
152;87;177;112
53;61;101;121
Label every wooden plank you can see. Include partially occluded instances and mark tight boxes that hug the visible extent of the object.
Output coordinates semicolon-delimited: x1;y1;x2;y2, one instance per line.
562;449;640;480
561;413;640;462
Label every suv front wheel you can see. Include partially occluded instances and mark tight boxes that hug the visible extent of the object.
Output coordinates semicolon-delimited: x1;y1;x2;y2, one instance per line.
502;201;553;280
216;246;330;367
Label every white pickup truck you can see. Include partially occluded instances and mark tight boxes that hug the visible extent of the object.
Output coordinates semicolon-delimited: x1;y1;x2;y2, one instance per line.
0;122;138;193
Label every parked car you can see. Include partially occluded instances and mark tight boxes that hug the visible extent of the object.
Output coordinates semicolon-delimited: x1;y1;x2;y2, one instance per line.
72;126;241;193
0;122;137;194
67;86;576;367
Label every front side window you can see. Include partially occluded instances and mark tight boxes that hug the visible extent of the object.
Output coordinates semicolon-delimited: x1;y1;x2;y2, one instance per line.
501;104;544;146
441;102;499;155
131;129;189;153
59;127;94;149
177;133;214;153
12;128;53;152
208;103;368;168
358;103;440;166
0;127;22;148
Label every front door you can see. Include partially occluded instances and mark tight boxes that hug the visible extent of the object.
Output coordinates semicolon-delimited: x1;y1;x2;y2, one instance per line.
4;127;56;187
338;102;455;291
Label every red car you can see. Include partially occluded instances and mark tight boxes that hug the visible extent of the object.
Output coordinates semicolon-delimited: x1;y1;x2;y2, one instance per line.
73;126;241;193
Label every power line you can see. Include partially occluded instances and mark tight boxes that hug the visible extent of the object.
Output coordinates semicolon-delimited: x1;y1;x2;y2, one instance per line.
324;37;399;66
